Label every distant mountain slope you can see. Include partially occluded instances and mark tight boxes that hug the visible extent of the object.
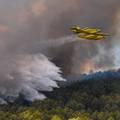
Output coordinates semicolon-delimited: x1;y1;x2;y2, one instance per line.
62;69;120;86
48;69;120;98
1;69;120;120
45;69;120;112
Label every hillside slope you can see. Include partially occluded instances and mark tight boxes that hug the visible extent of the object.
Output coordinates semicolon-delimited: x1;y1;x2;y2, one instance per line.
1;70;120;120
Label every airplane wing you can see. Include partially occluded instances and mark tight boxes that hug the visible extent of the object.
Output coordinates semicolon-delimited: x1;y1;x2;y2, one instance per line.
82;28;101;34
94;33;110;36
77;34;105;40
78;34;94;38
83;34;95;38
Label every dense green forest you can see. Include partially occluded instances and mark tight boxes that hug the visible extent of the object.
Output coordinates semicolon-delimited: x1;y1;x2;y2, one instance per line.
1;71;120;120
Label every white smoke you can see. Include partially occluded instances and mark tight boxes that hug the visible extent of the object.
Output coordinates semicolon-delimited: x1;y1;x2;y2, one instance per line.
0;53;65;104
112;11;120;68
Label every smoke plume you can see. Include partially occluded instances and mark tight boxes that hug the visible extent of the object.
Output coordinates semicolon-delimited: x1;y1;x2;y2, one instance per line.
0;54;65;104
0;0;119;103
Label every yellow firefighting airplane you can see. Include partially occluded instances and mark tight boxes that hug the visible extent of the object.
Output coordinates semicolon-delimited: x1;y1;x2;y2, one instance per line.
70;26;109;40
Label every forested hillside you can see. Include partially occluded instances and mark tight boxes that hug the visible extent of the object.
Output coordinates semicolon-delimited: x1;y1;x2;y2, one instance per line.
1;71;120;120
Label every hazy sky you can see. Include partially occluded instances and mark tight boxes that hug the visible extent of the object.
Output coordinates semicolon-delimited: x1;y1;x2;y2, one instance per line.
0;0;119;74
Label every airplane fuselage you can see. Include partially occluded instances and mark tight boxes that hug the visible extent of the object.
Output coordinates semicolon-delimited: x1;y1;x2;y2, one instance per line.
78;34;104;40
